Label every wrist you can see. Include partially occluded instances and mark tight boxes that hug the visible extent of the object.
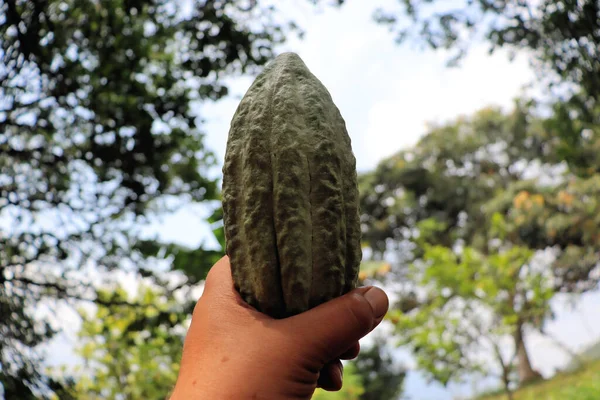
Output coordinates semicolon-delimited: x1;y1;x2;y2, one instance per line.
169;366;268;400
170;372;315;400
170;384;291;400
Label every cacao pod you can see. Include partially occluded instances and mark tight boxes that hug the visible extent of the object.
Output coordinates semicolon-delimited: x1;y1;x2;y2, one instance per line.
222;52;361;318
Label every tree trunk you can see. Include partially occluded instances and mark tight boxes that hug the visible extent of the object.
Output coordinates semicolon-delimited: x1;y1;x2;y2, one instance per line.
514;322;543;385
501;365;514;400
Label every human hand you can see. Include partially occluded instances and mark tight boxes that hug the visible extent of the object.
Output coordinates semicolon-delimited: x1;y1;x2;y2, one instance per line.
170;256;389;399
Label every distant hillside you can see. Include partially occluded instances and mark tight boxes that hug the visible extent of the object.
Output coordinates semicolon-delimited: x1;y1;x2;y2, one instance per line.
477;359;600;400
564;337;600;371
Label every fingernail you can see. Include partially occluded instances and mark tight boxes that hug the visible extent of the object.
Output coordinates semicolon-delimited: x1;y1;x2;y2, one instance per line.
363;287;388;318
337;363;344;386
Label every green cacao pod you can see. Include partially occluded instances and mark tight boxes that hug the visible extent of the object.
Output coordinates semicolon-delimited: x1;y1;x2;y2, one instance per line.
221;52;361;318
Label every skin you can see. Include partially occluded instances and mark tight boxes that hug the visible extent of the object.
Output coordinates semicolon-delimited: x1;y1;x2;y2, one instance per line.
170;256;389;399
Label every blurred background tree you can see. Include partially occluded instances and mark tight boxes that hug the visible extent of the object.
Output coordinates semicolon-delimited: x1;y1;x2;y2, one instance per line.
359;102;600;389
351;335;406;400
352;0;600;394
0;0;298;397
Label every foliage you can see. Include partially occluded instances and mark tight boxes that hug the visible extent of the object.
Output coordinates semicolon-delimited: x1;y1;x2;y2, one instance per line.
484;175;600;292
360;104;548;257
544;91;600;177
352;336;406;400
0;0;299;396
360;103;599;293
49;284;190;400
388;232;553;393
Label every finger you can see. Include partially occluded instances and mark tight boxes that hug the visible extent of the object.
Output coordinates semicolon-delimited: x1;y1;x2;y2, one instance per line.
201;255;234;297
317;360;343;391
339;342;360;360
283;286;388;363
192;256;265;320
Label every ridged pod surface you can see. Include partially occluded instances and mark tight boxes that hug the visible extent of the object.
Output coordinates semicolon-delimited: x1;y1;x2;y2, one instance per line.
221;52;361;318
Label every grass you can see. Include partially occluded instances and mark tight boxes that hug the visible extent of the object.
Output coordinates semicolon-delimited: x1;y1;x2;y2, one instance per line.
477;359;600;400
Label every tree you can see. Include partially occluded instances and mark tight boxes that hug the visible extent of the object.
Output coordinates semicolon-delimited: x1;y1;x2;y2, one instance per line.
389;221;552;397
0;0;299;396
50;284;189;400
352;335;406;400
359;103;600;387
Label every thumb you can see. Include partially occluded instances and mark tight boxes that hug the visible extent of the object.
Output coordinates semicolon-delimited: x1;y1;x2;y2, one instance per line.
283;286;389;363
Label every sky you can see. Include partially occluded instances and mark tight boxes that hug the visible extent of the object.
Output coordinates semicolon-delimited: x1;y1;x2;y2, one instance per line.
200;0;537;174
42;1;600;400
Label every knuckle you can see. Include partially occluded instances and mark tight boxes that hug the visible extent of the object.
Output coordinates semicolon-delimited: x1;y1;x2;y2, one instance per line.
343;293;374;335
